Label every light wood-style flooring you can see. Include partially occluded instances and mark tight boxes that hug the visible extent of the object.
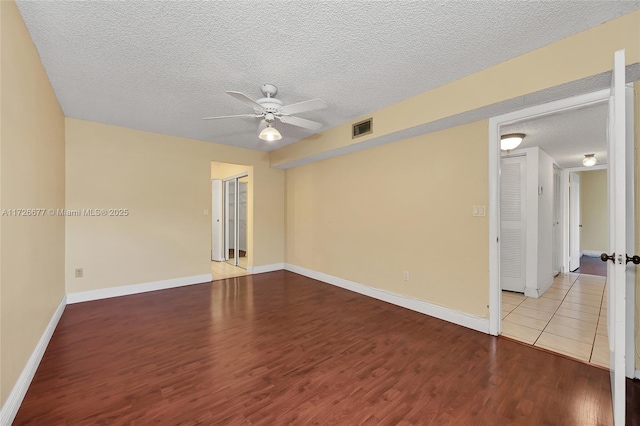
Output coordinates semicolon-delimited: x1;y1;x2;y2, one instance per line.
212;260;249;280
502;272;608;367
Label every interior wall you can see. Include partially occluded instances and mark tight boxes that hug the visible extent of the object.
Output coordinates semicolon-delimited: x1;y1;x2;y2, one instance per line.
537;149;554;292
0;0;66;406
523;148;540;295
286;120;489;317
65;118;284;294
211;162;251;180
579;170;608;253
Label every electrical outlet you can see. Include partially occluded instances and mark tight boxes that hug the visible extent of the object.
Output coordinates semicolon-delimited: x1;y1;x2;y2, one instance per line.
75;268;83;278
403;271;409;281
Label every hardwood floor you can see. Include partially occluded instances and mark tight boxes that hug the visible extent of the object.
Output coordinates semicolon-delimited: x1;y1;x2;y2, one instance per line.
14;271;640;425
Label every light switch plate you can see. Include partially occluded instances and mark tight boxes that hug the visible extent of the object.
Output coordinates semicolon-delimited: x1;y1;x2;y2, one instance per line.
472;205;486;217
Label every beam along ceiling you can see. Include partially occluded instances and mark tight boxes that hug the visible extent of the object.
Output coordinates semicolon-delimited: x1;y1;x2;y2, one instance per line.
15;1;640;152
501;102;608;169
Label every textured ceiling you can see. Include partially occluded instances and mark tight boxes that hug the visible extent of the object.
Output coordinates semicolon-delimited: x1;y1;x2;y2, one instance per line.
501;102;608;168
16;1;640;152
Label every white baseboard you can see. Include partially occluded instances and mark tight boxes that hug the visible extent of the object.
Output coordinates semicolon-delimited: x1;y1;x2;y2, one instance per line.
636;369;640;380
247;263;284;274
539;276;554;295
582;250;602;257
66;274;213;304
284;263;489;334
1;296;66;426
526;276;554;299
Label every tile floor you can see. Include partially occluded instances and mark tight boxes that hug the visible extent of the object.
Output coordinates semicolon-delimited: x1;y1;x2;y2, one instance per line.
501;272;609;368
211;260;250;280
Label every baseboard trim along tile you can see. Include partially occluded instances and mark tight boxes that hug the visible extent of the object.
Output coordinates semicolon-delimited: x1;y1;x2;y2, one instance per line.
66;274;213;304
1;296;67;426
284;263;489;334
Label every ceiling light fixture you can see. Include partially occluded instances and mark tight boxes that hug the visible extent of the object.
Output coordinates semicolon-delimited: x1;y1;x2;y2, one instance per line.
583;154;597;167
258;124;282;142
258;112;282;141
500;133;525;151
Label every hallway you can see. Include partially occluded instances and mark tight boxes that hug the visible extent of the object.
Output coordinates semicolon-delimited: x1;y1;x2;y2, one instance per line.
501;272;608;368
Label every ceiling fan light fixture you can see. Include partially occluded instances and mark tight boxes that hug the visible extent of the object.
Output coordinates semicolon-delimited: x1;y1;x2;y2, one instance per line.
259;124;282;142
500;133;525;151
583;154;597;167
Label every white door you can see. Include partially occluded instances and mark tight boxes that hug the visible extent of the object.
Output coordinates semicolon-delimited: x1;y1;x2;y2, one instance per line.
500;156;527;292
569;172;581;271
606;49;634;426
211;180;224;261
224;180;236;264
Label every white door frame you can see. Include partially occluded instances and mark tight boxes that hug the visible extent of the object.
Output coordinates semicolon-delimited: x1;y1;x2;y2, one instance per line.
211;179;224;261
488;86;636;376
489;88;610;336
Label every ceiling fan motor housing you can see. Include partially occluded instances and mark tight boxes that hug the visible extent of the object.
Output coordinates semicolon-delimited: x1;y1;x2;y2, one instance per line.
255;97;283;114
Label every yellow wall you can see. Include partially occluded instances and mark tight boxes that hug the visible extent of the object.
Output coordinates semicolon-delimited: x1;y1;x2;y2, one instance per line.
0;1;66;405
211;162;251;180
65;119;284;294
579;170;608;253
271;10;640;168
286;120;489;316
281;10;640;363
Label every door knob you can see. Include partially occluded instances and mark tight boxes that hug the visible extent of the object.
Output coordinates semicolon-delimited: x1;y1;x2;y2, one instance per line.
626;255;640;265
601;253;615;263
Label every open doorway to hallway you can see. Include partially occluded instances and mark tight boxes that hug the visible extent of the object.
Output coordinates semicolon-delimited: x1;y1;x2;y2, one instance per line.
497;100;611;367
571;169;608;277
211;161;253;280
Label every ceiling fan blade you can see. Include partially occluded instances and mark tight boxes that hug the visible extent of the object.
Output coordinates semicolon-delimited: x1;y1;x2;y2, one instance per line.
226;91;265;111
278;115;322;131
279;98;327;115
202;114;259;120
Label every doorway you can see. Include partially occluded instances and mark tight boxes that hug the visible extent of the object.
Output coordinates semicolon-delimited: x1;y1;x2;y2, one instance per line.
496;114;610;366
211;162;253;280
488;86;635;377
573;169;609;277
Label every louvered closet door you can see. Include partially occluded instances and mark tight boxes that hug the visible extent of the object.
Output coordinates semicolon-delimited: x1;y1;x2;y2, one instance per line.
500;156;527;293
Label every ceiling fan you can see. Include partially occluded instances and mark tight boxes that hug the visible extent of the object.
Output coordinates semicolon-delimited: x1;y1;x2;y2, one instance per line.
203;84;327;141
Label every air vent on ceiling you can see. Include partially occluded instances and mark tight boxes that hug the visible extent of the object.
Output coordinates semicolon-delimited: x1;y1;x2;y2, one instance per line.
352;118;373;139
